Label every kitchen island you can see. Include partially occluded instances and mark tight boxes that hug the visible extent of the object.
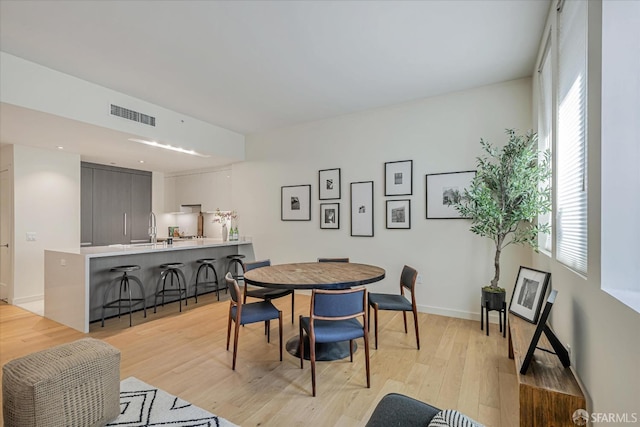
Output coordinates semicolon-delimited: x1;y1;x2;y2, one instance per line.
44;239;253;332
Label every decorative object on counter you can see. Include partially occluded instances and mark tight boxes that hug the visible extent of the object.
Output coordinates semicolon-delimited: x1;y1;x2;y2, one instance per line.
385;160;413;196
212;208;238;241
320;203;340;229
386;199;411;229
350;181;374;237
425;171;476;219
169;226;180;237
319;168;341;200
281;184;312;221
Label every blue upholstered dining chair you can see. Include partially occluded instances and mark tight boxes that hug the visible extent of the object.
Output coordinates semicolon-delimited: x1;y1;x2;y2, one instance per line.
299;287;370;396
368;265;420;349
243;259;295;323
224;272;283;371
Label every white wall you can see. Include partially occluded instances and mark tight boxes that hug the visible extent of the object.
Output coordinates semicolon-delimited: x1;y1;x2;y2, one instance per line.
530;1;640;424
12;145;80;304
233;78;533;319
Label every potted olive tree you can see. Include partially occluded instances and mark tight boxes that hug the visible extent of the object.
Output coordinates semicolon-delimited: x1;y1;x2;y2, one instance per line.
454;129;551;310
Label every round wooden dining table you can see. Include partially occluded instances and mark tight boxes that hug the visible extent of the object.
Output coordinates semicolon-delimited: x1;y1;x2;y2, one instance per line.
243;261;386;361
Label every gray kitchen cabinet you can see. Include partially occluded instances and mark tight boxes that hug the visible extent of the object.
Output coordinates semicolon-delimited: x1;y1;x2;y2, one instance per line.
82;162;151;246
130;173;152;243
81;165;94;246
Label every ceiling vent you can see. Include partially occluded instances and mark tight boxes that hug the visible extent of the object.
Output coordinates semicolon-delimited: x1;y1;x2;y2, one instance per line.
110;104;156;127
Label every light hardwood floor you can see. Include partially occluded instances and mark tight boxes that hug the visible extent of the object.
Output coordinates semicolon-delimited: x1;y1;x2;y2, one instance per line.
0;292;518;426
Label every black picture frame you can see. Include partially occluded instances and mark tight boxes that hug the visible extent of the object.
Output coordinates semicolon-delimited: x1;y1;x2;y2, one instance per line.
425;170;476;219
520;290;571;375
386;199;411;229
350;181;374;237
509;266;551;324
385;160;413;196
281;184;311;221
320;203;340;229
319;168;341;200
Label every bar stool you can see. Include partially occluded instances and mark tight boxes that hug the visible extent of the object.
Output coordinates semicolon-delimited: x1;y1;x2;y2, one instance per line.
154;263;188;313
101;265;146;327
193;258;224;302
227;254;246;282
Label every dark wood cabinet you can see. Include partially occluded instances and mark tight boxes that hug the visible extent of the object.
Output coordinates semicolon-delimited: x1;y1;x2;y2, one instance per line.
81;163;151;246
80;165;94;246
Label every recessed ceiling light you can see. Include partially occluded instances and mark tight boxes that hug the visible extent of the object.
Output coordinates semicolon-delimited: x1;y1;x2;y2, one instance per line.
139;160;145;164
128;138;210;158
56;146;64;150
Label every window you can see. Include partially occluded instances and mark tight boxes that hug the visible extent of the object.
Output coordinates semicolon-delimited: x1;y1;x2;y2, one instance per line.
537;30;553;254
556;0;588;275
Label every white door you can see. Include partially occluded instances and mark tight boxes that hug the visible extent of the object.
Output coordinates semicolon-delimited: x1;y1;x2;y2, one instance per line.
0;164;13;302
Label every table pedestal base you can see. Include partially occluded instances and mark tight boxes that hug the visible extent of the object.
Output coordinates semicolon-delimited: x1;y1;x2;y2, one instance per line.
286;336;357;361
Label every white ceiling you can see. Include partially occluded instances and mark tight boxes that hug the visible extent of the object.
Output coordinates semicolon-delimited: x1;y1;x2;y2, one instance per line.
0;0;550;173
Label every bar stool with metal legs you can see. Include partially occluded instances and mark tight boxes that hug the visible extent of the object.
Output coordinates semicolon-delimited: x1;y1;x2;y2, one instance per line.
194;258;225;302
101;265;147;327
154;263;188;313
227;254;246;282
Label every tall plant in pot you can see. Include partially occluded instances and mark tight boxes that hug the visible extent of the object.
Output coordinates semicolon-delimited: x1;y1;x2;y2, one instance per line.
454;129;551;309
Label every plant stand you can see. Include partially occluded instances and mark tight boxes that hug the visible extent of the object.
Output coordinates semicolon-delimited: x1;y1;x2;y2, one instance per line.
481;297;506;337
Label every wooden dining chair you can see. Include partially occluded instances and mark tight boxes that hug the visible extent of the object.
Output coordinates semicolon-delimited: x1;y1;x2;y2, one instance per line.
299;287;370;396
225;273;283;370
317;257;350;262
243;259;295;323
368;265;420;349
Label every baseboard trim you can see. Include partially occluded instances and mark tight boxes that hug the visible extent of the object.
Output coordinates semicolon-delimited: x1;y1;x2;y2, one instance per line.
12;294;44;305
417;304;504;324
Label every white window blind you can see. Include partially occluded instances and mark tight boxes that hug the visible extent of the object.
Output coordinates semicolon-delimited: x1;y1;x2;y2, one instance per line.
556;0;588;274
538;31;553;253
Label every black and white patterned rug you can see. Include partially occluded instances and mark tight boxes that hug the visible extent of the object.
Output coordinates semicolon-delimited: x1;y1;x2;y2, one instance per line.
107;377;238;427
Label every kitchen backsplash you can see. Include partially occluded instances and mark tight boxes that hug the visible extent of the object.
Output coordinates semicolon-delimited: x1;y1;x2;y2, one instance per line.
158;212;225;239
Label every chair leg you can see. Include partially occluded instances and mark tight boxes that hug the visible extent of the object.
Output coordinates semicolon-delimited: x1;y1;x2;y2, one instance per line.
291;291;295;324
232;319;241;370
364;329;371;389
267;320;271;343
349;339;354;362
278;312;283;361
402;311;408;333
374;304;379;349
367;304;371;331
299;317;304;369
226;307;233;351
413;309;420;350
310;335;317;397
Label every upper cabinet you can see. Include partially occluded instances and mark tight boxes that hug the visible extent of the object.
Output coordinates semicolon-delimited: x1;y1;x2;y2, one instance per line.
164;169;232;213
81;162;152;246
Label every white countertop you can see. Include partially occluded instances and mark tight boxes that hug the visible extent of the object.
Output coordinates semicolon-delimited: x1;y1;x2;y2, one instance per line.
76;238;251;258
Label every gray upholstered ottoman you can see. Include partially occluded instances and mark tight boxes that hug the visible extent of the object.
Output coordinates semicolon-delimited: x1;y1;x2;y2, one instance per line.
2;338;121;427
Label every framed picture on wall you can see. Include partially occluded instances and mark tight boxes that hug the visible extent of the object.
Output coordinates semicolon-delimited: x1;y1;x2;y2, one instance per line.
319;168;341;200
386;199;411;229
320;203;340;229
385;160;413;196
281;184;311;221
425;170;476;219
509;266;551;324
350;181;374;237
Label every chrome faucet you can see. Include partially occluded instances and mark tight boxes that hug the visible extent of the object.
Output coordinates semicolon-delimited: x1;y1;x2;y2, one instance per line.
148;212;157;244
